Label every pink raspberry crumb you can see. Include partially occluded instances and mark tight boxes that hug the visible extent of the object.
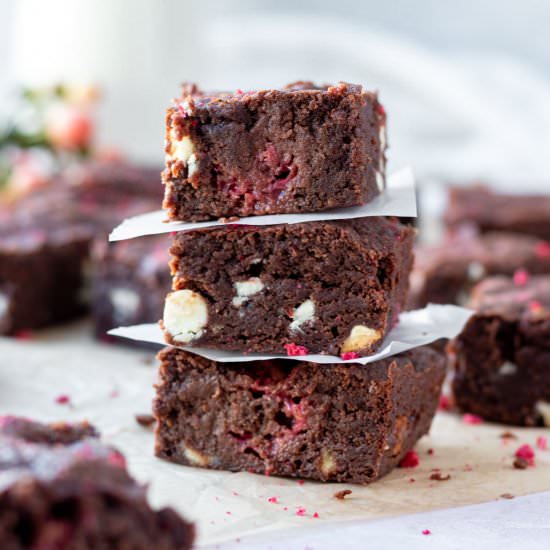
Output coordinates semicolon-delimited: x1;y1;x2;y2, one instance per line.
398;450;419;468
14;330;33;341
341;351;360;360
284;343;309;356
296;507;307;516
313;512;319;518
536;436;547;451
297;480;305;485
463;413;483;425
535;241;550;258
515;444;535;466
529;300;543;314
422;529;431;536
55;394;70;405
267;497;277;503
438;394;452;411
513;268;529;287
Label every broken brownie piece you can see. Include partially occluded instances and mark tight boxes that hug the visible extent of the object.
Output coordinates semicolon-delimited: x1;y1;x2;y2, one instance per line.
444;185;550;241
407;230;550;310
0;416;194;549
451;275;550;426
92;235;171;341
163;82;387;221
162;217;414;356
154;346;445;484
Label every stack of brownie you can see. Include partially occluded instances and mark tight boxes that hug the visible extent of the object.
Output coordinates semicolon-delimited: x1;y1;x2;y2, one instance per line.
119;82;446;484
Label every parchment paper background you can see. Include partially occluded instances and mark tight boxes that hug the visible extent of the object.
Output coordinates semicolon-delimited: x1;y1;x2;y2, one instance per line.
1;322;549;547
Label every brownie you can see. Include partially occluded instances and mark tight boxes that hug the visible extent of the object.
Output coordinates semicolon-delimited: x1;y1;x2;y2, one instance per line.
154;346;445;484
163;82;387;221
444;185;550;241
0;416;194;549
92;235;171;341
451;275;550;426
162;217;414;356
0;161;162;335
407;230;550;310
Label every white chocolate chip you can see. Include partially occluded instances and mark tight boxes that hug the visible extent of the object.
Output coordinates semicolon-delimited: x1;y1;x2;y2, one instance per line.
379;125;387;154
289;299;315;331
169;133;194;164
320;449;336;476
498;361;517;376
467;261;486;282
163;289;208;343
0;292;9;320
109;288;140;320
187;153;199;176
376;170;385;192
341;325;381;353
232;277;264;307
536;401;550;427
182;444;210;466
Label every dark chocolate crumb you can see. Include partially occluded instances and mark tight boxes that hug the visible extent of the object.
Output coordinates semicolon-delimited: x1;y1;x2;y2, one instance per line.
500;431;518;440
513;457;529;470
500;493;515;499
135;414;156;427
334;489;352;500
430;472;451;481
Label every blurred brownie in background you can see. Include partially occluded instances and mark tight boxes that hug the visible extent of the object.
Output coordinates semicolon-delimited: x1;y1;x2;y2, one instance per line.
0;161;162;336
444;185;550;241
92;235;171;342
407;229;550;310
450;275;550;426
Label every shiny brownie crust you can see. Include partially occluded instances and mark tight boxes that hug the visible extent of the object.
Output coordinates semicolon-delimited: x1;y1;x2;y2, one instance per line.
163;82;386;221
163;217;414;357
154;346;445;484
451;275;550;426
0;416;194;549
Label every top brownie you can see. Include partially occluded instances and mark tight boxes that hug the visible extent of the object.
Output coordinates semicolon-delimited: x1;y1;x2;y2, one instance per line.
163;82;387;221
444;185;550;241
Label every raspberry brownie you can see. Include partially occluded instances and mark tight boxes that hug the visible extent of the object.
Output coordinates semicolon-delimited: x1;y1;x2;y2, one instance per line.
0;416;194;549
451;275;550;426
162;217;414;357
444;185;550;241
92;235;171;342
407;230;550;309
154;346;445;484
163;82;387;221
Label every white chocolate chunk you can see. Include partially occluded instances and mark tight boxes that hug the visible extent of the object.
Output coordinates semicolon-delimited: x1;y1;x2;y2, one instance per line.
163;289;208;343
187;153;198;176
169;133;194;164
467;261;486;282
341;325;381;353
182;444;210;466
498;361;517;376
0;292;9;320
232;277;264;307
376;170;385;192
536;401;550;427
379;125;387;154
290;299;315;331
109;288;140;319
320;449;336;476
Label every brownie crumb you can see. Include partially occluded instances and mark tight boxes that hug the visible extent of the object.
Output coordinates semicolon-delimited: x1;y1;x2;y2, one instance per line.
334;489;352;500
513;457;530;470
135;414;156;427
500;431;518;440
500;493;515;499
429;472;451;481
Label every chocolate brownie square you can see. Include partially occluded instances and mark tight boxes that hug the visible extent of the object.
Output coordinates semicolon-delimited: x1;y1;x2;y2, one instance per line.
162;217;414;357
154;346;445;484
163;82;387;221
407;230;550;310
444;185;550;241
451;275;550;426
92;235;171;341
0;416;194;549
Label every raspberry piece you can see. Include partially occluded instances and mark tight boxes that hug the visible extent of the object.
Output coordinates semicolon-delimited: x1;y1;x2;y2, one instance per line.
55;394;70;405
515;444;535;467
284;343;309;356
513;268;529;287
535;241;550;258
463;413;483;425
536;436;547;451
398;450;419;468
341;351;361;360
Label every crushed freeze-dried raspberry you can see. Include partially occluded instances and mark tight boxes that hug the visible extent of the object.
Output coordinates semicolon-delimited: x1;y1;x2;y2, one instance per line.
376;103;386;117
422;529;431;535
109;389;120;398
313;512;319;518
514;444;535;467
535;241;550;258
135;414;155;427
284;343;309;356
14;330;33;340
463;413;483;425
398;450;419;468
232;491;239;496
529;300;544;314
267;497;277;503
55;394;70;405
536;436;547;450
513;268;529;287
409;478;416;483
341;351;360;360
296;507;306;516
334;489;352;500
427;448;434;455
430;472;451;481
107;451;126;468
297;480;304;485
438;394;452;411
